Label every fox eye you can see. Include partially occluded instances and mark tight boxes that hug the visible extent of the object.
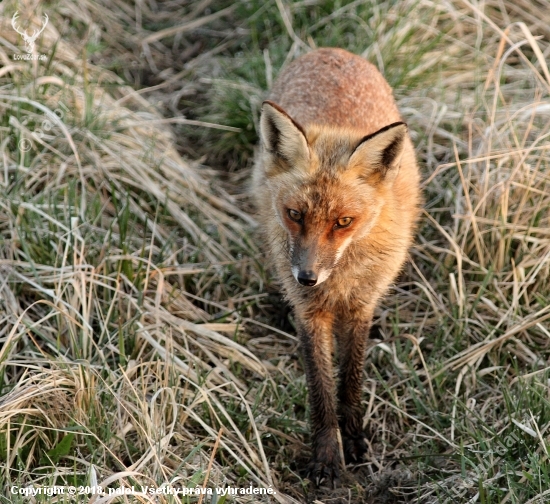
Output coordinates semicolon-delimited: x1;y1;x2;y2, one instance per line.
288;209;302;222
335;217;353;228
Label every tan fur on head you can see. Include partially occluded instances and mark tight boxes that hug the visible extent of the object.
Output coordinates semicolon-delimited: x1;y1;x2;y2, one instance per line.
256;105;415;283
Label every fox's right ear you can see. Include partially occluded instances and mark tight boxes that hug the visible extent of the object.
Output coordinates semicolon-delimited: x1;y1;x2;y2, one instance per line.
349;122;408;185
260;101;309;172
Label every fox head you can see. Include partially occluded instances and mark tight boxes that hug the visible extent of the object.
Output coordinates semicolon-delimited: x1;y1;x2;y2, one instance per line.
259;100;408;287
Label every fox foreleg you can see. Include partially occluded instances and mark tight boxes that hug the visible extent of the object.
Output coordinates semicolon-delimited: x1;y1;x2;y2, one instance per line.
297;311;341;487
337;318;371;463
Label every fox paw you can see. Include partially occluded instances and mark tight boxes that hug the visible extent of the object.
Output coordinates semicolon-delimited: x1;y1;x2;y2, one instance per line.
343;431;368;464
306;458;340;488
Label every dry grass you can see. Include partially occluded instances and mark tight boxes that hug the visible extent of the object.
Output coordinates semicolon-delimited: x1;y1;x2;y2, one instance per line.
1;0;550;503
0;1;275;501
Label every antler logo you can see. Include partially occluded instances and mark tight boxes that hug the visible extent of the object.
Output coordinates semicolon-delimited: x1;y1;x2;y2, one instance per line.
11;12;49;54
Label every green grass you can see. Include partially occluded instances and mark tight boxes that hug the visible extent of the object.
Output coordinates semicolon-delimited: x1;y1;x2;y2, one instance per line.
173;0;448;169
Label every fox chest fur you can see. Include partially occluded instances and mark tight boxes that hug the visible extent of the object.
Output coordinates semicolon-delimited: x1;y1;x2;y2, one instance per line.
251;47;421;486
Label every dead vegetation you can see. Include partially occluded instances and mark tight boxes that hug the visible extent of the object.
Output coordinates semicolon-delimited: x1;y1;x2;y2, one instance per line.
1;0;550;503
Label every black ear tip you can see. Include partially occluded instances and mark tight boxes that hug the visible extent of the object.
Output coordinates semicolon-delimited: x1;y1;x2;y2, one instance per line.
391;121;408;133
386;122;407;135
262;100;287;117
394;123;408;139
262;100;275;110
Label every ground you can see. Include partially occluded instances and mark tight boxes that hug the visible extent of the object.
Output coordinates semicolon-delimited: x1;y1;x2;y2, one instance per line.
1;1;550;503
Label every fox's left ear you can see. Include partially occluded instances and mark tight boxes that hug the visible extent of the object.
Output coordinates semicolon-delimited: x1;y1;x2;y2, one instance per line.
349;122;408;184
259;101;309;175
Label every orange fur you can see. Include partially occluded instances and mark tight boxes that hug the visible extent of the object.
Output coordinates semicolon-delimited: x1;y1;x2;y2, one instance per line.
251;48;422;486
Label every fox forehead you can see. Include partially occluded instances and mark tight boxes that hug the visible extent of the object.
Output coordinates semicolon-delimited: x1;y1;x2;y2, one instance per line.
279;175;376;218
306;126;361;175
278;133;382;214
269;125;368;179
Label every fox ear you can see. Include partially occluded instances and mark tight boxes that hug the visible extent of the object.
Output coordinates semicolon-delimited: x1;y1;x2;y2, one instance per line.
260;101;309;172
349;122;408;184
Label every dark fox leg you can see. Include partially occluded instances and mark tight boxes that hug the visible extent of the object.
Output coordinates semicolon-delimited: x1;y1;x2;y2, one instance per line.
297;311;341;487
336;319;371;463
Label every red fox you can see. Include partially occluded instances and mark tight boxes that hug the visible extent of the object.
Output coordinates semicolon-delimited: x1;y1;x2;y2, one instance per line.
251;48;421;486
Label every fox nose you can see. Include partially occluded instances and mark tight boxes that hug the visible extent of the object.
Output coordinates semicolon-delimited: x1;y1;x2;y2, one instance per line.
297;270;317;286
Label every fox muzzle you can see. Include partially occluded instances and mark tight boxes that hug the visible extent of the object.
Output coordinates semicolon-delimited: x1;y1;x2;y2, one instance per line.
297;270;318;286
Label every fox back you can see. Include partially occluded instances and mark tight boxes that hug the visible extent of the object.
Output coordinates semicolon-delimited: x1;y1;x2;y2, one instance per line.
251;47;421;486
